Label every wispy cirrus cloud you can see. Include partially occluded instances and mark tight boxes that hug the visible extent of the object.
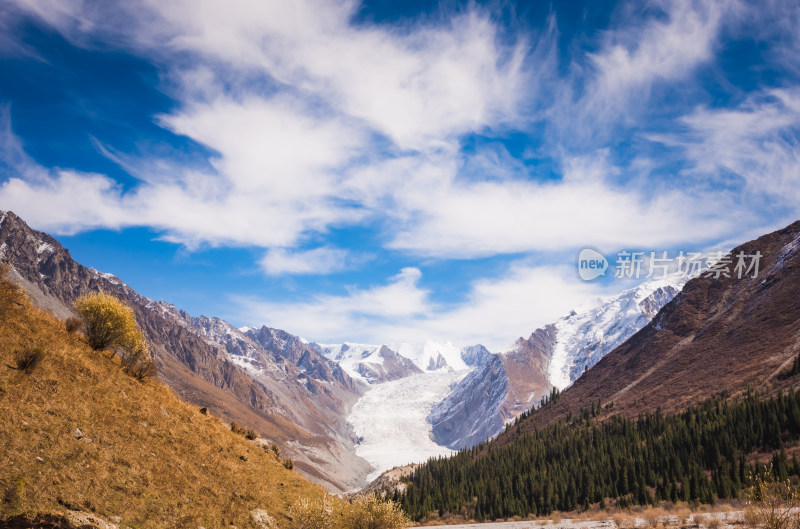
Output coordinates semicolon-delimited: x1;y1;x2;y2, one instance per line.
587;0;731;115
649;88;800;217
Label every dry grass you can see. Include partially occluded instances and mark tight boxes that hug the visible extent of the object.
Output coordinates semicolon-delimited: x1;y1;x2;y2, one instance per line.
643;507;668;527
612;512;636;528
677;508;693;526
718;505;735;520
743;506;759;528
0;277;329;528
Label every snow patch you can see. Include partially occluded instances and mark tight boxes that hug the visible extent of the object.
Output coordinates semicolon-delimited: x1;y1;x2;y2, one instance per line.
36;242;54;254
316;343;385;382
229;354;263;374
773;232;800;272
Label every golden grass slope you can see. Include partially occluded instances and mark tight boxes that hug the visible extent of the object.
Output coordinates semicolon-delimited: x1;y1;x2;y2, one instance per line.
0;276;328;528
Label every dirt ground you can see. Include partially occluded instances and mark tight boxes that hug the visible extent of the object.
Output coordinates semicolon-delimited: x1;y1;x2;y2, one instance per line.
413;510;746;529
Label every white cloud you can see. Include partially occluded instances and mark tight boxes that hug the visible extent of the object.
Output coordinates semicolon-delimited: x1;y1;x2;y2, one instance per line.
151;2;528;151
235;267;431;339
354;149;740;258
3;0;800;348
544;0;736;147
1;0;539;255
10;0;529;151
586;0;731;117
234;263;607;352
158;95;365;194
649;89;800;205
260;246;355;275
0;171;129;233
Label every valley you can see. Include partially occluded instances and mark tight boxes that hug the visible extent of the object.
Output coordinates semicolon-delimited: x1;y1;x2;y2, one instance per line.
0;210;688;494
2;2;800;527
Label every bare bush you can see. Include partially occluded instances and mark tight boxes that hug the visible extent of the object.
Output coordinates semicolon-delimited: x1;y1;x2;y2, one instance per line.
65;316;82;333
613;512;635;529
12;345;44;374
744;507;760;528
677;508;692;526
644;508;666;528
746;466;800;529
288;496;334;529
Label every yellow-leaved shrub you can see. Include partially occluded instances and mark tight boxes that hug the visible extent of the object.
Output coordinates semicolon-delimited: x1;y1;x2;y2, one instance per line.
73;292;154;380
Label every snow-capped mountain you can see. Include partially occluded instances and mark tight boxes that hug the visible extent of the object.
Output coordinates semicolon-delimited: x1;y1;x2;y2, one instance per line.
314;341;492;384
428;274;688;449
548;274;687;389
314;340;493;478
390;341;470;371
518;220;800;435
311;343;421;384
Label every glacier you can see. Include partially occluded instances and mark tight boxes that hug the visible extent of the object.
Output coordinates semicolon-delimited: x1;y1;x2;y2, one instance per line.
347;369;469;481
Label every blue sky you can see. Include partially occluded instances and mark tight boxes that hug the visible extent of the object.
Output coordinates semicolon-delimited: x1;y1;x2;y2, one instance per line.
1;0;799;350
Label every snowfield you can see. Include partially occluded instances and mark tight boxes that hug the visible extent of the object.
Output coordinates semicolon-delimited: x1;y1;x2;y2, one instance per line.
547;274;687;390
348;369;469;481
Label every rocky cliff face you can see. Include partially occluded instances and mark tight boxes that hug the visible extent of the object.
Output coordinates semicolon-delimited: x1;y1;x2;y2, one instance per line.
428;327;552;450
460;344;493;367
355;345;423;384
0;210;370;492
428;354;508;449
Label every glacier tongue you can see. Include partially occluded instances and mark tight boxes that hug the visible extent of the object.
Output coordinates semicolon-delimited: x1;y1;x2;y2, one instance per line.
348;370;468;481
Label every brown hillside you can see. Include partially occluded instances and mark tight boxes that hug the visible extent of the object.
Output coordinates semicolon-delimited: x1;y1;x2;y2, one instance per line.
0;273;328;528
0;211;369;492
501;220;800;444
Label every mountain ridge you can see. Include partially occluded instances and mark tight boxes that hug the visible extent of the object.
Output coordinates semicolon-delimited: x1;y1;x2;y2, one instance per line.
428;274;686;449
500;219;800;442
0;210;370;492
